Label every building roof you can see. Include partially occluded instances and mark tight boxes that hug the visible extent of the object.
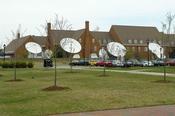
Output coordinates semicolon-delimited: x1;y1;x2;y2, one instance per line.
50;29;85;44
6;35;46;52
91;31;114;45
111;25;161;44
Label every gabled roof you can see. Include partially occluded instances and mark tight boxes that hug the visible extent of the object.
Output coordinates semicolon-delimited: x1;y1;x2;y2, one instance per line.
91;31;114;45
6;36;30;52
6;35;46;52
50;29;85;44
111;25;161;44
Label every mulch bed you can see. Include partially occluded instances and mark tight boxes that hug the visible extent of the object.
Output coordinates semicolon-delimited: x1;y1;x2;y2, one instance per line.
5;79;24;82
42;85;71;91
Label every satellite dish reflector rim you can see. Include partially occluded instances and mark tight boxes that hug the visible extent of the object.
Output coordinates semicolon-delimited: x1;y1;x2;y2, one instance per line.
60;38;81;54
25;42;42;54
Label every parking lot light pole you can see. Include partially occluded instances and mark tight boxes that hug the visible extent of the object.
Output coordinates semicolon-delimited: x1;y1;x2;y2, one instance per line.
147;39;150;66
3;44;6;61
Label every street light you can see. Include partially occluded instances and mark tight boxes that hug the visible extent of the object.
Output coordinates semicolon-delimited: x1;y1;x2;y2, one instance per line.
146;39;150;66
3;44;6;61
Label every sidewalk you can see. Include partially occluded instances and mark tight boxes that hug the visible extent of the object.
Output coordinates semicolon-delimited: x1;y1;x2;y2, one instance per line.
51;105;175;116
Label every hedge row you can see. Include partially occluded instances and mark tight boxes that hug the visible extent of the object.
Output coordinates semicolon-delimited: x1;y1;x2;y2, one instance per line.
1;61;33;68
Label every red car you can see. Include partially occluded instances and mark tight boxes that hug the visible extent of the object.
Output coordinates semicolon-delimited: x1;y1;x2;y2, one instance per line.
95;61;112;67
166;59;175;66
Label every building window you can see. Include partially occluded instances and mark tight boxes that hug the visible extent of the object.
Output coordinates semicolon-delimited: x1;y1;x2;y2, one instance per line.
79;38;81;43
102;39;107;44
128;40;132;44
140;40;143;44
171;41;174;46
158;41;162;44
138;47;141;52
132;47;135;51
134;40;138;44
92;38;95;43
144;47;148;52
94;46;97;51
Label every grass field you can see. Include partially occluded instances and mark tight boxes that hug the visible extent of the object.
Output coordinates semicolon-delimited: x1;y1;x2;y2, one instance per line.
107;66;175;74
0;67;175;116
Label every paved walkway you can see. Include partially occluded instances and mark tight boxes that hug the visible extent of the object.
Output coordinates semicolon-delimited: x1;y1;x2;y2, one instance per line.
51;105;175;116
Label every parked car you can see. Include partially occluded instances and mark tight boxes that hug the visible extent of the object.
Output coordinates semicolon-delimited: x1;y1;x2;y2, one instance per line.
152;59;165;66
78;60;90;66
111;60;124;67
89;60;98;66
69;60;79;66
127;59;142;66
166;59;175;66
140;60;154;66
96;61;112;67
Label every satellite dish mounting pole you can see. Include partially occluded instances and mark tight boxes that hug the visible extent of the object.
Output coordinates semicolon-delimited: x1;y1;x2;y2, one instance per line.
161;25;166;81
70;41;73;72
14;52;17;80
54;44;57;86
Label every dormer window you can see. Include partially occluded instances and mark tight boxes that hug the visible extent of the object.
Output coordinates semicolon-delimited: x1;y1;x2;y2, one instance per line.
134;40;138;44
140;40;143;44
128;40;132;44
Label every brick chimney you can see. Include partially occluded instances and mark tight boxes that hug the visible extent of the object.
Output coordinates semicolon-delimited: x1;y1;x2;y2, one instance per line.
85;21;89;31
47;23;51;36
17;33;20;39
46;23;53;50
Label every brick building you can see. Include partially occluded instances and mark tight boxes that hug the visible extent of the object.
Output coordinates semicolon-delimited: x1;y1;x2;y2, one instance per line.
5;21;175;59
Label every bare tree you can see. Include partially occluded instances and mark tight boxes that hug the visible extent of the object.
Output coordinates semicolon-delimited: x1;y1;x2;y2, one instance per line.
166;12;175;34
93;26;100;31
5;24;27;45
52;14;72;30
37;14;72;36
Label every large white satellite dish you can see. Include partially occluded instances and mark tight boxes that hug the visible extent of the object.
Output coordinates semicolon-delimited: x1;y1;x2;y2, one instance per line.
148;43;165;59
99;47;108;59
25;42;42;54
90;53;98;59
73;54;80;59
107;42;126;57
60;38;81;54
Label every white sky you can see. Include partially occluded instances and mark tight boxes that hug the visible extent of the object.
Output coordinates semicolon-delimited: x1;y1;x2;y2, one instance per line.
0;0;175;47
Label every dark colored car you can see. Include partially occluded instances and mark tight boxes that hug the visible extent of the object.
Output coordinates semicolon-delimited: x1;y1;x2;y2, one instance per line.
78;60;90;66
166;59;175;66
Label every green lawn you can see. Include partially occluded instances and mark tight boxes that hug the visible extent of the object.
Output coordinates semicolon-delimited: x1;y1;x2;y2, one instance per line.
107;66;175;74
141;66;175;74
0;68;175;116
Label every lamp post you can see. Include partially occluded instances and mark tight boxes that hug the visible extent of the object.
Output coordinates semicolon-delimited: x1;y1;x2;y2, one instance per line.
162;23;166;82
146;39;150;66
3;44;6;61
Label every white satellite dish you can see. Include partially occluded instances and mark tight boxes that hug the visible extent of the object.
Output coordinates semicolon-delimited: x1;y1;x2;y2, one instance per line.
73;54;80;59
60;38;81;54
99;47;108;60
43;49;53;59
148;43;165;59
90;53;98;59
25;42;42;54
107;42;126;57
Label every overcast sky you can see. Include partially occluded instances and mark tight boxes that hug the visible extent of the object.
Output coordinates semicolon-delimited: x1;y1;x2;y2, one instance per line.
0;0;175;46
